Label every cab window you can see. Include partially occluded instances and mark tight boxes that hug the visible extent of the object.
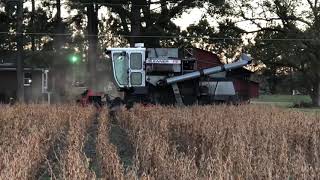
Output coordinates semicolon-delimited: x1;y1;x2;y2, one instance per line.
113;53;129;85
130;72;142;85
130;53;142;70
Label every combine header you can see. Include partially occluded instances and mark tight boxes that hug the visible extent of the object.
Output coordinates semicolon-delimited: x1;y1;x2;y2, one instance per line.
105;43;252;107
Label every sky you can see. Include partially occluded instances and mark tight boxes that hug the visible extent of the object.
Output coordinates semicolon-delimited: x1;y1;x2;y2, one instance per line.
172;8;206;30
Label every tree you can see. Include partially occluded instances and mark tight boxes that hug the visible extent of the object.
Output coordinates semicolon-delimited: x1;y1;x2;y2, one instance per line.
0;4;15;56
31;0;35;51
105;0;225;47
236;0;320;106
67;0;101;90
178;18;244;60
86;2;99;89
2;0;25;102
16;0;24;102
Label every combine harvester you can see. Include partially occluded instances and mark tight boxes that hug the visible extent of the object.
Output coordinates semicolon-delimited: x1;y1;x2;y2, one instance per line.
102;43;253;107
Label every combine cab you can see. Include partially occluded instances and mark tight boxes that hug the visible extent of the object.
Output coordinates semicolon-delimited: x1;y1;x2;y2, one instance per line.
106;44;253;107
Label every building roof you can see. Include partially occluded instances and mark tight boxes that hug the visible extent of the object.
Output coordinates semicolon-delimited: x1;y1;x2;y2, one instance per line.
192;48;223;69
0;63;46;71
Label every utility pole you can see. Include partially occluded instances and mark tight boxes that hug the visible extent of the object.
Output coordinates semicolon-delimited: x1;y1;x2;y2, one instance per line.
51;0;63;103
16;0;24;102
55;0;63;50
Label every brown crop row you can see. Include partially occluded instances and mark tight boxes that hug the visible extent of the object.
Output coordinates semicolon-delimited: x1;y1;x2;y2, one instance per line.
0;104;95;179
117;104;320;179
1;104;320;179
59;106;96;180
0;105;71;179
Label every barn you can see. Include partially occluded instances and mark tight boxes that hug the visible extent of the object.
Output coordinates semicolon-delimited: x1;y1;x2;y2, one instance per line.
191;48;259;101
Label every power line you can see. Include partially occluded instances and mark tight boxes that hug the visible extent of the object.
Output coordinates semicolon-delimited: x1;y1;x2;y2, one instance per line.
254;38;318;41
0;31;241;40
0;31;318;41
60;2;148;7
50;0;211;8
54;1;191;7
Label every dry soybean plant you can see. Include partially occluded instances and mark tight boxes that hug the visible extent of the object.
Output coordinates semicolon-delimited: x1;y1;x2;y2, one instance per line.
59;106;96;180
117;104;320;179
1;104;320;179
0;105;68;178
0;104;94;179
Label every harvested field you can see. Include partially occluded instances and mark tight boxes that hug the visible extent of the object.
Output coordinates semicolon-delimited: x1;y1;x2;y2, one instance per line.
0;104;320;179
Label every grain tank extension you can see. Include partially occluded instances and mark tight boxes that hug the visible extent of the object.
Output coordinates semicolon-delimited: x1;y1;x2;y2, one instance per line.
106;44;252;106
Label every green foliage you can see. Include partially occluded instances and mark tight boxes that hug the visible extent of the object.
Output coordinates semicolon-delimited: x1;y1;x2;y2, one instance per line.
178;18;243;58
252;95;314;108
0;4;17;53
255;95;312;103
234;0;320;105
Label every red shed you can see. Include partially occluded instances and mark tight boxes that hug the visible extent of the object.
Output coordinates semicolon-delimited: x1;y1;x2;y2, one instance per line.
227;68;259;100
191;48;223;70
187;48;259;100
233;79;259;99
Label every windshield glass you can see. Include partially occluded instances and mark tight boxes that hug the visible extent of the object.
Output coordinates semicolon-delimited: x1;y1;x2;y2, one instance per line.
113;53;129;85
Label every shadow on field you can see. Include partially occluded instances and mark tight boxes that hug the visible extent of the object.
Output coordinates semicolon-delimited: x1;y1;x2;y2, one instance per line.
84;113;101;177
108;111;134;170
36;126;69;180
